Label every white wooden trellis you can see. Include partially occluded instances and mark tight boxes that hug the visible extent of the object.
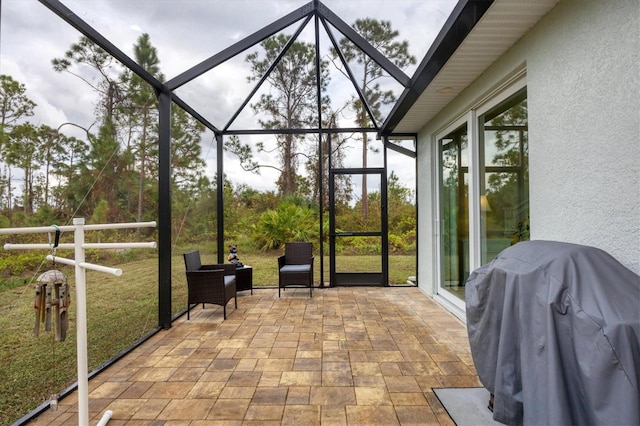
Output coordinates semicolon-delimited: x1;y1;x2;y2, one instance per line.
1;218;157;426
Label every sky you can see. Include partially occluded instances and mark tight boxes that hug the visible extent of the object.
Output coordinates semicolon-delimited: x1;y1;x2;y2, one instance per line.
0;0;457;196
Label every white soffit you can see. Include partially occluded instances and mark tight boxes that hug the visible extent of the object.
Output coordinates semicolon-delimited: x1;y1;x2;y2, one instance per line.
394;0;560;133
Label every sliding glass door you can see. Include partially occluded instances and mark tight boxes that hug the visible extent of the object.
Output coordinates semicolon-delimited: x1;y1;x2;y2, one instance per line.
439;124;469;300
437;84;529;304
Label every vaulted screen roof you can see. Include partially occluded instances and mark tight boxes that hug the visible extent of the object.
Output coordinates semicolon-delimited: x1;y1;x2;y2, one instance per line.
39;0;419;137
12;1;560;140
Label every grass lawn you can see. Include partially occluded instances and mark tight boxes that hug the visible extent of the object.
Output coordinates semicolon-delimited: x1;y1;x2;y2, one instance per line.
218;252;416;286
0;252;415;424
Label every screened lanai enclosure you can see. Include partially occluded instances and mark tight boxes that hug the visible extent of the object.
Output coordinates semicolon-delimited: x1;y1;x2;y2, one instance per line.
0;0;498;423
31;0;422;328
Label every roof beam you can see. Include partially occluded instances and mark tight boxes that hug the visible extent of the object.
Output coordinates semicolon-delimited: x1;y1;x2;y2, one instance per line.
223;127;377;136
172;94;221;134
385;140;416;158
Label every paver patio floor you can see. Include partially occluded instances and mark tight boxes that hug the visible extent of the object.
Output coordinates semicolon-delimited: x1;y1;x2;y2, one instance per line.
31;286;481;425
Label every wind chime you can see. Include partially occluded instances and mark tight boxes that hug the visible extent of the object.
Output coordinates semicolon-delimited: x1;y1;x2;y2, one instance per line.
34;269;70;341
33;226;70;341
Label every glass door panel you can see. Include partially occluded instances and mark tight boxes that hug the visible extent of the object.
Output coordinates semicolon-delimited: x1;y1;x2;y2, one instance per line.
439;124;469;301
480;89;529;264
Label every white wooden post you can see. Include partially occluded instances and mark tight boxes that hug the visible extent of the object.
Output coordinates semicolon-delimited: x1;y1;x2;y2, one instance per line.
1;219;156;426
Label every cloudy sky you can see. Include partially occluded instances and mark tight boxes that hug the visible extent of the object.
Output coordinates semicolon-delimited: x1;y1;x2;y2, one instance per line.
1;0;457;194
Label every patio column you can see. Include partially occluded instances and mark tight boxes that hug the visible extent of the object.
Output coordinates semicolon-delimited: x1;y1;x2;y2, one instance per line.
315;12;325;287
158;90;172;329
216;133;225;264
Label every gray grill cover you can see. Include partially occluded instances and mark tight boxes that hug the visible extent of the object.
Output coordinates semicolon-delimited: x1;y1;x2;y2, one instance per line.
465;240;640;425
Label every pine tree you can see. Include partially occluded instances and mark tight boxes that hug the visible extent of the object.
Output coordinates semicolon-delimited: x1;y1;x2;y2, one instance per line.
245;34;329;197
0;75;36;223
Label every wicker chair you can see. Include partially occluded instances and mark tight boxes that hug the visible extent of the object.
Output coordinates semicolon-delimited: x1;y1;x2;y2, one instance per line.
278;242;314;297
183;250;237;319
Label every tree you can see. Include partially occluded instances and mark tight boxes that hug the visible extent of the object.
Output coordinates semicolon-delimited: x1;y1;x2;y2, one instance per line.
5;123;40;214
126;33;163;226
170;107;206;189
0;75;36;222
52;34;210;225
162;106;209;241
37;125;67;209
304;109;353;210
53;36;129;221
242;34;329;197
49;132;89;216
84;120;123;220
0;75;36;131
333;19;415;219
52;36;123;104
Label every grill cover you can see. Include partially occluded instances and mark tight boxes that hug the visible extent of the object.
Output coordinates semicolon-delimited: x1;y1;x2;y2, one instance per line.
465;240;640;425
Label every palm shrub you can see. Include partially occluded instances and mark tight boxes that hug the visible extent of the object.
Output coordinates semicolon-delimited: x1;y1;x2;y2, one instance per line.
251;202;319;250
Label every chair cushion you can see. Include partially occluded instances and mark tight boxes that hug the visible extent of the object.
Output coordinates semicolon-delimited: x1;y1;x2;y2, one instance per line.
280;265;311;273
224;276;236;287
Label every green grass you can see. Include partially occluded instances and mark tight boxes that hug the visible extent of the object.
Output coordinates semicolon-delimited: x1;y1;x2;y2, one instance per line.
212;251;416;286
0;252;415;424
0;256;161;425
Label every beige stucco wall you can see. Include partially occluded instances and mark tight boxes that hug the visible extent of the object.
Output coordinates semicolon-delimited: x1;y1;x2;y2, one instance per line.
416;0;640;303
526;0;639;274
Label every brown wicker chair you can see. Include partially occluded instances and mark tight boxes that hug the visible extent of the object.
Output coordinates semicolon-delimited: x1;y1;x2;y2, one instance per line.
278;242;314;297
183;250;237;319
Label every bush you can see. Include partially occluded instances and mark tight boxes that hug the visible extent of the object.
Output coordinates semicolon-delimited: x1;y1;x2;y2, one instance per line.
0;252;49;278
251;202;319;250
389;230;416;254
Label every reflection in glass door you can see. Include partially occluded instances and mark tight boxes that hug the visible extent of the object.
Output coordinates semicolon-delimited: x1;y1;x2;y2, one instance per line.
479;89;529;264
439;124;469;301
329;168;388;286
